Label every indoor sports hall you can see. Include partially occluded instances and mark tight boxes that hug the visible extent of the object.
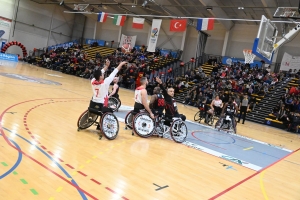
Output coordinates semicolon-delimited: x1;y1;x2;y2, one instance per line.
0;0;300;199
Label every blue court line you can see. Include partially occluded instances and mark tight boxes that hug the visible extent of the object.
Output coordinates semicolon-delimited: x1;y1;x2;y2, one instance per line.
2;127;88;200
0;134;22;179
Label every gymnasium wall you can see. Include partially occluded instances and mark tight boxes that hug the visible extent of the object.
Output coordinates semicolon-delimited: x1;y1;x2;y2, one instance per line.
0;0;75;55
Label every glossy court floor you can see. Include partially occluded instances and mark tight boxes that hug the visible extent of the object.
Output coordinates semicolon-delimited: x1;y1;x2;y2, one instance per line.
0;62;299;200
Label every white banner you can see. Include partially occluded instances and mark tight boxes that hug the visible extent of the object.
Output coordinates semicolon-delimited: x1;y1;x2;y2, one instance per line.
0;16;11;41
147;19;162;52
280;52;300;71
119;34;137;48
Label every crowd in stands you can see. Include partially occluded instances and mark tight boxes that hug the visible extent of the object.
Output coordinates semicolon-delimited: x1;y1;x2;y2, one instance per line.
182;62;282;111
271;83;300;132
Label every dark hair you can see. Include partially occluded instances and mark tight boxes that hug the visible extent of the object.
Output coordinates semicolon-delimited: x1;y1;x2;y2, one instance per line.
93;69;102;80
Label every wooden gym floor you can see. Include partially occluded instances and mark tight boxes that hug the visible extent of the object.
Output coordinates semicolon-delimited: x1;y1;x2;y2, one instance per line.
0;62;299;200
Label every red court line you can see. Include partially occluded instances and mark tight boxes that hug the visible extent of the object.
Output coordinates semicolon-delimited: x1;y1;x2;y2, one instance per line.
191;132;226;150
90;178;101;185
208;147;300;199
65;164;74;169
0;98;98;200
41;146;47;150
77;171;87;177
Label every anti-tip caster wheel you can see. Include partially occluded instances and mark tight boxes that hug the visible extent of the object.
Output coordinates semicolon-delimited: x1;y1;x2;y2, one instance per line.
132;131;134;136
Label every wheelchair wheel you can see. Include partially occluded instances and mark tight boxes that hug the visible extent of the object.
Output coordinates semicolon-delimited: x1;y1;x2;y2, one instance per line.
215;118;223;131
124;111;134;129
206;114;214;126
194;111;201;121
77;110;98;130
100;112;119;140
108;97;119;112
170;119;187;143
117;98;121;109
133;112;155;138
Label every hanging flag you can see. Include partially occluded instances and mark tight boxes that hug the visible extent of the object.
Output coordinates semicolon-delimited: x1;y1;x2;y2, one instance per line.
113;15;126;26
132;17;145;29
147;19;162;52
170;19;187;32
197;18;214;31
97;12;108;23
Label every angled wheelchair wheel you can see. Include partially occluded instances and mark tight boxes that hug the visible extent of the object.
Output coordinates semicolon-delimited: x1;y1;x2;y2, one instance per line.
100;112;119;140
133;112;155;138
124;111;134;129
194;111;201;121
117;98;121;109
170;119;187;143
108;97;119;112
77;110;98;130
206;115;214;126
215;117;223;131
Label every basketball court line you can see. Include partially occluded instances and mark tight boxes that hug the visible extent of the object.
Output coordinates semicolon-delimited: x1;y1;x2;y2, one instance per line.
0;98;99;200
0;134;22;179
208;147;300;200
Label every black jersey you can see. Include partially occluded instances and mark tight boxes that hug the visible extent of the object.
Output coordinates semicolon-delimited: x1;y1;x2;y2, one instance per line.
152;93;165;111
225;103;236;115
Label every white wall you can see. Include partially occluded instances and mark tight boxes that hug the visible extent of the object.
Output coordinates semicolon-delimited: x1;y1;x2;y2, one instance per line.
0;0;75;55
204;23;226;56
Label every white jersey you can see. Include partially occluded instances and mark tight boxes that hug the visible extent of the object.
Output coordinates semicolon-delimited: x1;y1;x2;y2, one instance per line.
213;99;222;107
134;86;145;104
91;68;119;105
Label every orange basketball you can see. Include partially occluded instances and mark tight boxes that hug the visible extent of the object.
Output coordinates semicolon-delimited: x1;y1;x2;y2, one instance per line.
121;44;132;54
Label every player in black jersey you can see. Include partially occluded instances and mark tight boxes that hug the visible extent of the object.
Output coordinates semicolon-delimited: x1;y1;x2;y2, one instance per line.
155;77;186;121
149;86;165;116
220;97;238;132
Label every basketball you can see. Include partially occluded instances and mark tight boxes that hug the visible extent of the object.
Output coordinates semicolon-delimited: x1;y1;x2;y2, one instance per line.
121;43;132;54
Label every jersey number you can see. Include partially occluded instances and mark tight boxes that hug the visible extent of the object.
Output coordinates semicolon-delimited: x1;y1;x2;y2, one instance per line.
95;89;99;97
158;99;165;107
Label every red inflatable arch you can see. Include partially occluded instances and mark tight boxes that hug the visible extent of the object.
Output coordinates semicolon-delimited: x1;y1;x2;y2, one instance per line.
1;41;27;57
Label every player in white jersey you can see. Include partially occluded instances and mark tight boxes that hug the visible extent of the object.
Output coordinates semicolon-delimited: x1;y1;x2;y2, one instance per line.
90;60;127;110
134;77;154;119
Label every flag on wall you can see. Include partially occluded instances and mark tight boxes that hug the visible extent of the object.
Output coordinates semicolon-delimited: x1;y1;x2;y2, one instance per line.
197;18;214;31
119;34;137;48
147;19;162;52
97;12;108;23
170;19;187;32
113;15;126;26
132;17;145;29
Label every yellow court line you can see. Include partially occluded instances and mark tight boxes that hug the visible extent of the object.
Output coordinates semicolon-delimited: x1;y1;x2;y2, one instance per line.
260;170;269;200
243;147;253;151
48;197;54;200
86;160;91;164
56;186;63;193
79;165;85;169
92;155;97;159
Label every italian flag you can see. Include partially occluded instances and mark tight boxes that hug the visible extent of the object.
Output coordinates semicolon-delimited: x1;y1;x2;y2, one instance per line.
113;15;126;26
132;17;145;29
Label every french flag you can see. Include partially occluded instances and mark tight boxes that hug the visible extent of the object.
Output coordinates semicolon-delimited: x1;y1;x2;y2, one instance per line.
97;12;108;23
197;18;214;31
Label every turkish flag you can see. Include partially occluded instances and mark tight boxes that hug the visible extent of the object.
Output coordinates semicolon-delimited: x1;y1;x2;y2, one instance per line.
170;19;187;32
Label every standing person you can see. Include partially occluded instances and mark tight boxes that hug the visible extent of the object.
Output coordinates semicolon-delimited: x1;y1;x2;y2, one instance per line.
156;77;186;121
133;77;155;119
238;95;249;124
91;60;128;128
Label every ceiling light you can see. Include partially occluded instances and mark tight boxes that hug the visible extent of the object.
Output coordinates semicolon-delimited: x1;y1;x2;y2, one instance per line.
206;7;213;11
103;5;107;10
238;7;244;9
132;5;136;7
59;0;64;6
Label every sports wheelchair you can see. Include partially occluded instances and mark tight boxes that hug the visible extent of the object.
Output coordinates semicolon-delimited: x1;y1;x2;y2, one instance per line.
194;107;214;126
214;114;237;134
124;110;188;143
77;101;119;140
108;96;121;112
